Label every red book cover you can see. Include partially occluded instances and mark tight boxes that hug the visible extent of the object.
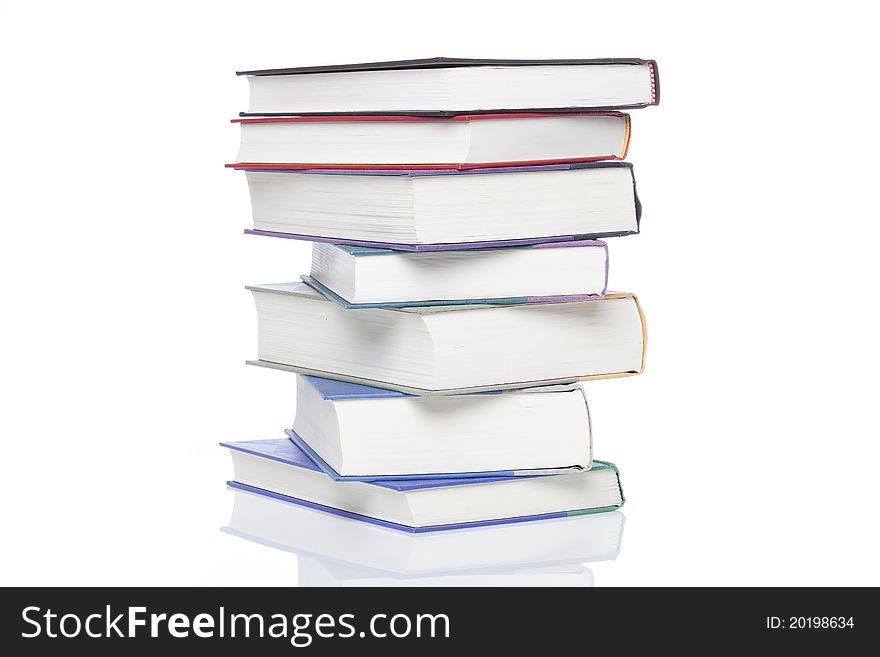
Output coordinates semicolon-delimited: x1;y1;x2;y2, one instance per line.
228;112;631;171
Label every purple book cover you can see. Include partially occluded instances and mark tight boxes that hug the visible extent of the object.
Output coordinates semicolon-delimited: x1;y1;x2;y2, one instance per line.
301;373;497;399
240;161;640;251
221;438;620;533
283;428;583;483
222;438;524;491
246;229;610;252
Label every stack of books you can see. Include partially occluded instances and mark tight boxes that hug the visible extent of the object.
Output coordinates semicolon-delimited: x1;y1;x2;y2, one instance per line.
223;57;658;534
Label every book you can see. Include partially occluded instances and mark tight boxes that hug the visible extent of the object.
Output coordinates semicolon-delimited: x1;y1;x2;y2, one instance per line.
288;374;592;479
297;556;596;587
237;162;641;249
238;57;659;115
231;112;630;169
304;240;608;308
222;438;624;532
222;486;625;574
247;282;646;395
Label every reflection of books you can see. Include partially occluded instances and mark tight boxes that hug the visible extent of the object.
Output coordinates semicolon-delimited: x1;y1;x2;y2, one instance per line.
222;487;624;576
298;556;595;588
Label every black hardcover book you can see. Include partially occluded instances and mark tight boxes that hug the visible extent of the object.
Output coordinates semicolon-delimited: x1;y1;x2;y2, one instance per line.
237;57;659;116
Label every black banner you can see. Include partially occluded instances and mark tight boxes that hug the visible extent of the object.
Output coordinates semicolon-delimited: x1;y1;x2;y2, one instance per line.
0;587;872;654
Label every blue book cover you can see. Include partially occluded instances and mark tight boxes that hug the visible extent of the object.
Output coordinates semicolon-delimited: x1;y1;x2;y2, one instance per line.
222;438;526;492
302;373;500;399
283;429;582;483
332;244;397;256
303;373;410;399
221;438;622;534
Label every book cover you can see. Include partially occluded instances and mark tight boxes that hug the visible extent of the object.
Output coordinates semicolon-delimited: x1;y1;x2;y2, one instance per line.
221;438;623;533
240;161;640;251
229;111;631;169
237;56;658;79
284;428;588;483
301;274;605;310
303;374;412;399
233;160;635;177
302;373;503;399
246;359;642;397
247;230;623;252
237;57;660;115
304;239;608;308
332;239;608;258
244;286;647;396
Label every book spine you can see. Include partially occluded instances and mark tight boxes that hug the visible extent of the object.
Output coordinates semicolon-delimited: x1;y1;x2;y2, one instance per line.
647;60;660;105
620;114;632;159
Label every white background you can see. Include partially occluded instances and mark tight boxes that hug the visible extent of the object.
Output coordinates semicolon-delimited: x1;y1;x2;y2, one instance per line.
1;0;878;586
